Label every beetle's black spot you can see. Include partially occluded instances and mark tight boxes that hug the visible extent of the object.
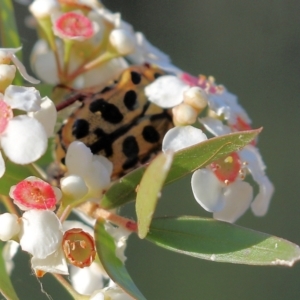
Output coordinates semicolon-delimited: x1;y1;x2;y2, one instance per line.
150;110;173;122
60;157;65;165
131;71;142;85
94;128;106;138
89;98;123;123
122;136;139;157
72;119;90;139
90;129;113;157
142;125;160;143
100;86;112;93
122;156;139;170
123;90;137;110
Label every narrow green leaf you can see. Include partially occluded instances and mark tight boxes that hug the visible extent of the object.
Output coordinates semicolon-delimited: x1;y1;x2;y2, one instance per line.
95;220;146;300
0;0;20;48
0;242;19;300
136;152;173;239
146;216;300;266
0;0;23;85
101;129;260;209
0;161;34;195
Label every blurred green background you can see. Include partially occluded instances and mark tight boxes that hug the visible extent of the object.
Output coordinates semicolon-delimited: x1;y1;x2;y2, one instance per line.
13;1;300;299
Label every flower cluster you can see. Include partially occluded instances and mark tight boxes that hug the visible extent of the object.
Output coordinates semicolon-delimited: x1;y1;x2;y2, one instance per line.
0;0;275;298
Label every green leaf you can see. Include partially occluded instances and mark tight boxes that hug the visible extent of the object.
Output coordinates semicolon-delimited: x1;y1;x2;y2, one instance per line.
0;160;34;195
95;219;146;300
101;129;260;209
0;242;19;300
0;0;23;85
136;152;173;239
0;0;20;48
146;216;300;266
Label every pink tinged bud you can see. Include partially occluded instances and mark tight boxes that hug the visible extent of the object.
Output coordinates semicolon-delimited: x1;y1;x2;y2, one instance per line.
54;12;95;40
9;177;61;211
62;228;96;268
0;100;13;134
0;213;20;241
210;152;241;185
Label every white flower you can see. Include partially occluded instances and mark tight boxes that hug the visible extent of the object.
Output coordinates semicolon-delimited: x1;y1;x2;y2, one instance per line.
62;141;113;199
166;120;273;222
191;168;253;222
207;89;251;126
201;117;274;218
19;210;68;275
0;86;48;177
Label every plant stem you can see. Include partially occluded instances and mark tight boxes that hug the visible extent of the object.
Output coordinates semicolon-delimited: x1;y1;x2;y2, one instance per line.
78;202;137;232
0;195;19;216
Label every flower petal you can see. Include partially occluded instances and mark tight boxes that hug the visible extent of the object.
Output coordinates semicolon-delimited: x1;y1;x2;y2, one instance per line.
30;39;61;85
3;241;19;275
31;247;68;275
70;262;107;295
10;54;40;84
4;85;41;111
251;176;274;217
213;181;253;223
208;90;251;125
145;75;188;108
191;169;225;212
19;210;63;259
162;125;207;152
75;57;128;89
239;146;274;216
28;96;57;137
1;115;47;164
200;117;231;136
65;141;93;176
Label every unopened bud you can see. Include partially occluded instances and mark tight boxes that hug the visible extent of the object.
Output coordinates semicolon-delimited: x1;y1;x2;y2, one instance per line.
172;103;198;126
61;175;88;200
183;86;208;112
109;29;136;55
0;213;20;241
0;65;16;91
29;0;59;19
0;51;12;64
